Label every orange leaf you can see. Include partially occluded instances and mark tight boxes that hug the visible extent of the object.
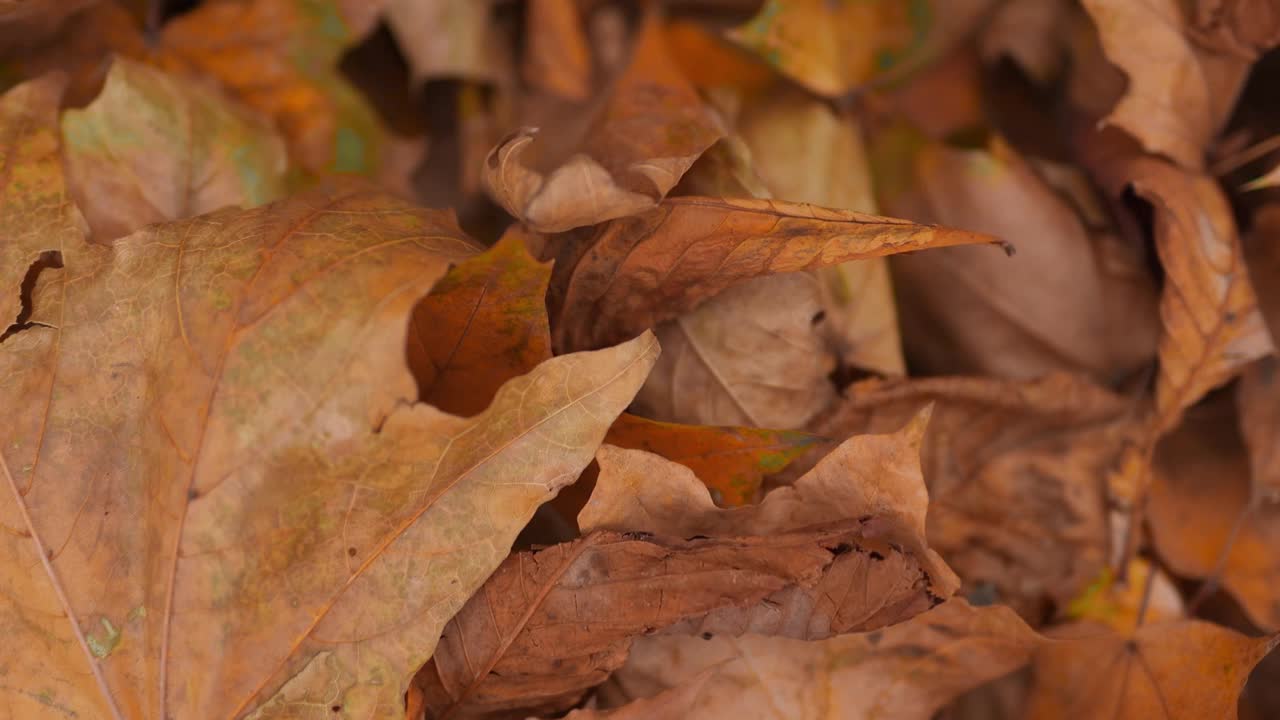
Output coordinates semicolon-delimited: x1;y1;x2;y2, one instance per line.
406;226;552;416
603;413;824;507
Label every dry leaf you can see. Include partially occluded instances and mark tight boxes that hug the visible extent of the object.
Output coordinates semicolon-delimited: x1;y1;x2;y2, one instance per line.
419;411;956;717
1125;156;1273;435
605;599;1041;720
727;0;998;98
1080;0;1267;169
0;1;147;106
552;668;719;720
663;18;775;95
585;407;957;594
158;0;389;176
1246;204;1280;345
1239;357;1280;502
405;227;552;417
1065;558;1186;635
523;0;592;100
415;523;947;719
883;134;1159;384
811;373;1133;618
602;413;823;507
979;0;1071;84
633;272;839;429
483;12;725;232
384;0;510;83
550;195;1000;352
0;153;661;718
0;75;77;334
736;83;904;376
60;57;287;243
1149;398;1280;631
0;0;95;51
1024;620;1277;719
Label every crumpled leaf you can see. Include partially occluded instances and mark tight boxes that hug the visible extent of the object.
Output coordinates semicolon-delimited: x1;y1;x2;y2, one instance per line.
60;57;288;243
1024;620;1277;719
1149;397;1280;631
880;132;1159;384
736;83;904;377
384;0;506;83
634;272;838;429
483;12;725;232
727;0;998;98
414;521;948;720
0;156;660;718
1125;156;1272;435
1080;0;1279;169
809;373;1134;618
405;226;552;417
1239;357;1280;502
604;598;1041;720
602;413;823;507
413;410;955;719
157;0;391;177
550;195;1001;352
523;0;591;100
585;407;957;593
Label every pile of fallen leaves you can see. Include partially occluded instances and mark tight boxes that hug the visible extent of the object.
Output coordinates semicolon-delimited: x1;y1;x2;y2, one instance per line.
3;0;1280;718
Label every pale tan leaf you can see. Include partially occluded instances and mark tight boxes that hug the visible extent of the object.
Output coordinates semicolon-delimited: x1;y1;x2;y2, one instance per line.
886;135;1159;383
1;172;660;717
736;84;903;376
1081;0;1260;169
61;57;287;242
385;0;504;82
605;599;1041;720
633;273;838;429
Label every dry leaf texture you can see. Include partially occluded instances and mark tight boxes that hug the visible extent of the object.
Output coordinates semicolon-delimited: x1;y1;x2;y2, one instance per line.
0;172;660;717
416;523;946;719
551;195;1001;351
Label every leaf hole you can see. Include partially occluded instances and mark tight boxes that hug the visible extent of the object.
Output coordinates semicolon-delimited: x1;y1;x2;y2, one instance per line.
0;250;64;344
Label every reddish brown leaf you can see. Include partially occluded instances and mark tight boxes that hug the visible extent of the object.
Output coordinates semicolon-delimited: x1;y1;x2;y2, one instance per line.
550;195;1001;351
415;523;947;719
406;226;552;416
